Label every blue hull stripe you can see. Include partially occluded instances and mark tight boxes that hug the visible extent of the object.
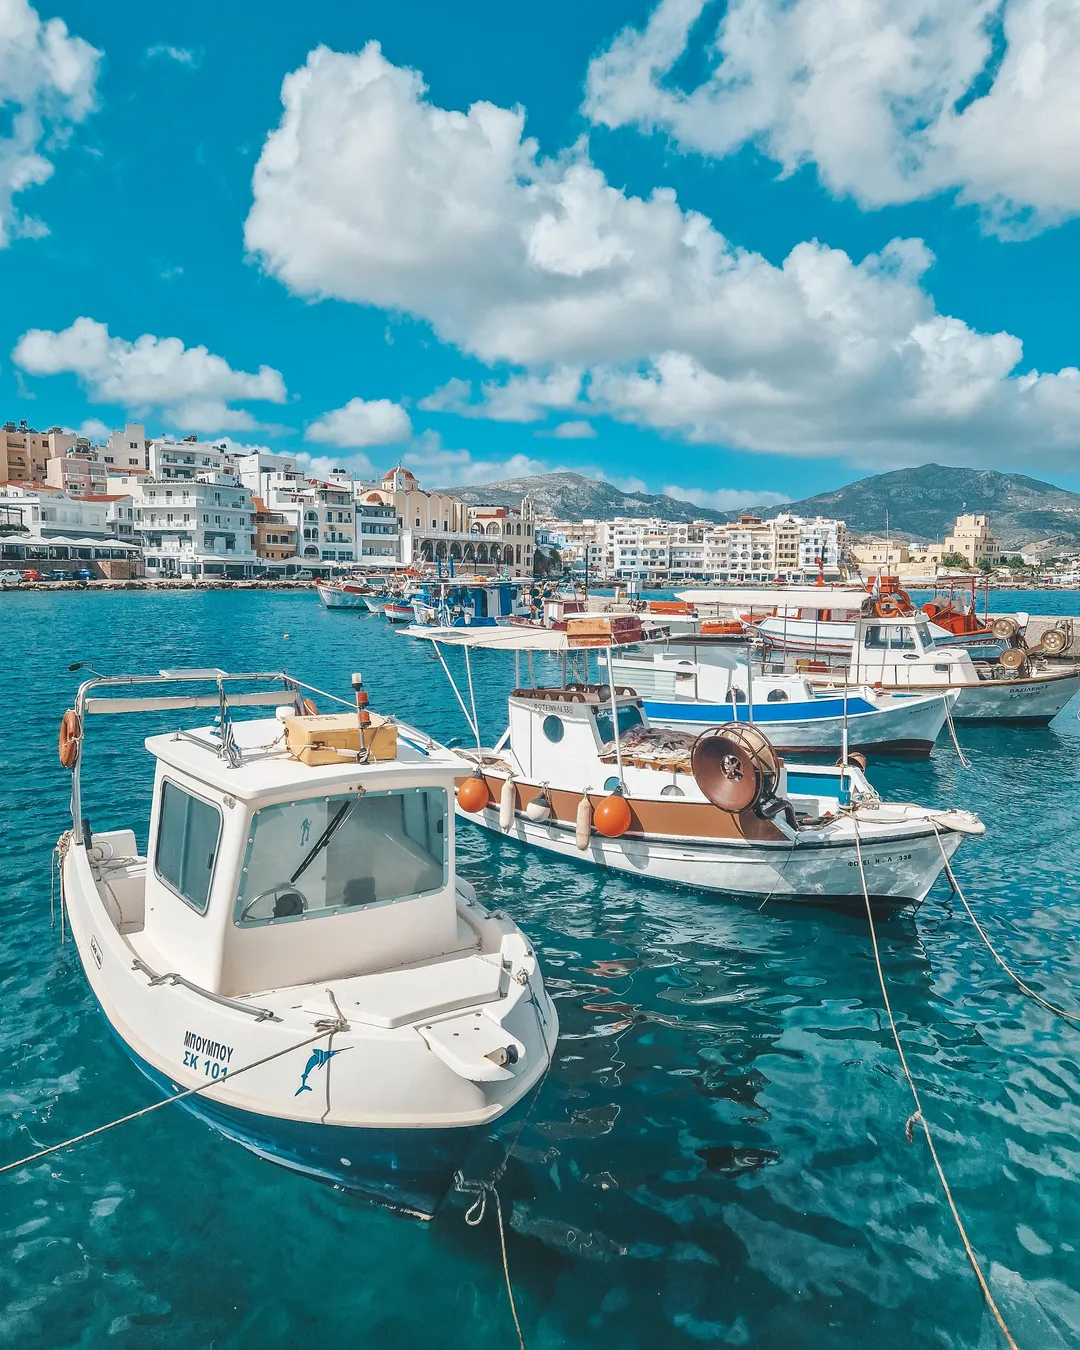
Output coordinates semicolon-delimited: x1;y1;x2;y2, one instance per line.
644;697;876;724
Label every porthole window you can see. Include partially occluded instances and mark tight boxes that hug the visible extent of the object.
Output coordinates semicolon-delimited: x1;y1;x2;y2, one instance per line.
724;688;747;704
660;784;685;798
542;715;564;743
766;689;789;702
603;776;621;792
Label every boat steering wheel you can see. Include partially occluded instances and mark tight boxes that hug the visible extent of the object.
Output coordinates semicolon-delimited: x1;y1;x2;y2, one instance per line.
240;884;309;922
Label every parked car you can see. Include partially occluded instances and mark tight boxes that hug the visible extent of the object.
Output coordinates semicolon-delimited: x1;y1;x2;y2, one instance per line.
0;569;26;584
22;568;46;581
292;570;315;581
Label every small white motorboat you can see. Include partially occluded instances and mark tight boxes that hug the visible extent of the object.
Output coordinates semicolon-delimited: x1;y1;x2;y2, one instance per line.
406;622;984;909
384;600;416;624
606;646;956;756
361;594;388;614
55;668;557;1218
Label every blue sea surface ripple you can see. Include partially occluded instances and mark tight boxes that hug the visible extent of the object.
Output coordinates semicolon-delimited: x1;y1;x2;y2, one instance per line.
1;589;1080;1349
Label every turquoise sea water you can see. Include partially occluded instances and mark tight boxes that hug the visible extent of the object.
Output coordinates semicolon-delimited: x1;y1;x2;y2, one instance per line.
4;589;1080;1350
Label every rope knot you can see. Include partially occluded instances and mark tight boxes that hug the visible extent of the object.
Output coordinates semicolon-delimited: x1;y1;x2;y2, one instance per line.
904;1110;923;1145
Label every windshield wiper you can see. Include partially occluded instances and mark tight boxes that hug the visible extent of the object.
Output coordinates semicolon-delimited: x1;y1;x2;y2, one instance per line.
290;799;356;884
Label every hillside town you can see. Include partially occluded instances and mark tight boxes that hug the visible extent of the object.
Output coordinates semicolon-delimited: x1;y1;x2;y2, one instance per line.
0;421;536;580
2;417;1079;585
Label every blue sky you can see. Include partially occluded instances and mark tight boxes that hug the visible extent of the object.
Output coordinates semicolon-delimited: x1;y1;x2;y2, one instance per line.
3;0;1080;509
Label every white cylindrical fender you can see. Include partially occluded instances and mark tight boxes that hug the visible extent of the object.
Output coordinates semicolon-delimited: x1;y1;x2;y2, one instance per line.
499;777;517;832
575;793;593;850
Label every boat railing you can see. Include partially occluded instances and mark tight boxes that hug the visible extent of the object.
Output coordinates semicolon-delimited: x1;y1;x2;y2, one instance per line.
131;956;282;1023
69;669;328;835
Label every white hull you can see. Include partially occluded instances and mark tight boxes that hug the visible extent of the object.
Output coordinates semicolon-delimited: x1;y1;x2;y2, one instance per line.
645;693;949;755
361;595;387;613
459;802;966;906
317;585;370;610
813;672;1080;722
63;830;556;1216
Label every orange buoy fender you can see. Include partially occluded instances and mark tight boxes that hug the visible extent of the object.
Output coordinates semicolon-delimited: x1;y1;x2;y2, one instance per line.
58;709;81;769
499;777;517;831
457;775;490;814
575;794;593;850
594;793;632;838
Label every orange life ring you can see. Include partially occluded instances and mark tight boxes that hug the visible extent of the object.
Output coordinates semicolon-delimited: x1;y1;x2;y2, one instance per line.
58;709;81;769
300;698;318;716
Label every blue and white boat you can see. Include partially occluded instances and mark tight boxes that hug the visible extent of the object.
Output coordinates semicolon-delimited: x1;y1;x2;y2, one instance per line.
56;669;556;1218
411;579;534;627
606;647;955;756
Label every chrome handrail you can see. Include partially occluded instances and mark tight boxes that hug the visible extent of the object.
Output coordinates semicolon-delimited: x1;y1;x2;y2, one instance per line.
131;957;281;1022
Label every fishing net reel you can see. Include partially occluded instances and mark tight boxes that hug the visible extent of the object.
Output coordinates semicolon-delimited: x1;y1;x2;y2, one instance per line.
690;723;794;827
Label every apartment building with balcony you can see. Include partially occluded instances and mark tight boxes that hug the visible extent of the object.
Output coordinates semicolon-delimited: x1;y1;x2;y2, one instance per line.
252;498;299;562
113;471;257;577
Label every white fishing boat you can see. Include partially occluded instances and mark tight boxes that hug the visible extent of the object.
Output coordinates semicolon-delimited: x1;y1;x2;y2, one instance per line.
605;646;955;756
410;579;534;627
361;594;388;614
384;600;416;624
406;622;983;909
316;580;373;611
55;668;557;1218
797;615;1080;722
675;586;1017;660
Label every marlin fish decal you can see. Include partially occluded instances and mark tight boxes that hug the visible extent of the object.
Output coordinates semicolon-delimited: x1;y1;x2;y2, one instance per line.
295;1047;345;1096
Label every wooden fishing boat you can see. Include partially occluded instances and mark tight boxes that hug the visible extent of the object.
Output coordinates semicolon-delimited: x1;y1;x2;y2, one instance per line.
406;623;984;909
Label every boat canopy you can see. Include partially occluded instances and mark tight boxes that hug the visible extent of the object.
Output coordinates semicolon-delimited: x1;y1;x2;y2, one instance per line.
675;587;872;609
401;624;659;651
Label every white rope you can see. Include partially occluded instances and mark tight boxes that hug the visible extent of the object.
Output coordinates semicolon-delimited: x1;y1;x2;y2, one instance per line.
942;695;971;769
0;1028;331;1178
931;824;1080;1026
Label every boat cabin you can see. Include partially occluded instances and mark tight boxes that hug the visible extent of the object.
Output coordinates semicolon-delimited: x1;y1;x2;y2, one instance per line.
506;685;646;780
784;616;978;687
74;675;465;1000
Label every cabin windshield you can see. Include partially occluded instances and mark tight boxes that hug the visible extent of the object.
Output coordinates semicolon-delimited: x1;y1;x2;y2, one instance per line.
234;787;447;927
594;704;643;743
863;624;917;651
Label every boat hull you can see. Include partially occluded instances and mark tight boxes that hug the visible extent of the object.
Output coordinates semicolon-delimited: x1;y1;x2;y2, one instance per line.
316;584;370;611
62;838;555;1221
122;1038;537;1218
384;603;415;624
459;801;963;908
810;672;1080;723
642;693;948;756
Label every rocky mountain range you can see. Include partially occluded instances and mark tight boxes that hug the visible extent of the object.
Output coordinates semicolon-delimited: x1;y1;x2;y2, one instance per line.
448;465;1080;549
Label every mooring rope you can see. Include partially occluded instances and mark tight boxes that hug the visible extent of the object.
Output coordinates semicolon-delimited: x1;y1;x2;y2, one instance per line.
851;822;1019;1350
462;1183;526;1350
931;824;1080;1027
0;1028;331;1178
942;695;972;769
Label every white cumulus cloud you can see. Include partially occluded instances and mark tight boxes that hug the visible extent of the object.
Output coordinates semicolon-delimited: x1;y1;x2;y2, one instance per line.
420;368;582;422
663;484;790;511
0;0;101;246
585;0;1080;235
146;44;199;67
305;396;412;447
551;420;598;439
13;316;288;433
244;40;1080;468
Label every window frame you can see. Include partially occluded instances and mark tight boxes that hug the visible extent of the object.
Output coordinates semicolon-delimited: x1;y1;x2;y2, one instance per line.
153;777;223;915
232;786;450;929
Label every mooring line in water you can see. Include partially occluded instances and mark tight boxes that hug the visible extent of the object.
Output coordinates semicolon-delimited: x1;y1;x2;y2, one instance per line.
931;824;1080;1027
851;824;1019;1350
942;697;972;769
461;1182;527;1350
0;1029;332;1178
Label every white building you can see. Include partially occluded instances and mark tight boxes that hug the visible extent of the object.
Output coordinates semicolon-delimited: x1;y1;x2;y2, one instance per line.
236;451;300;501
265;475;357;566
114;472;257;577
149;437;232;482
